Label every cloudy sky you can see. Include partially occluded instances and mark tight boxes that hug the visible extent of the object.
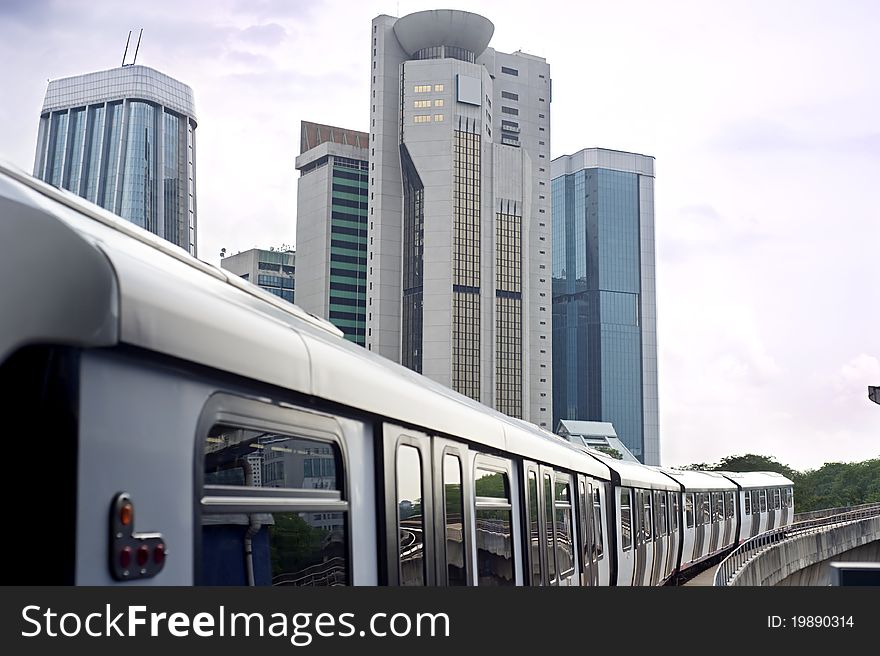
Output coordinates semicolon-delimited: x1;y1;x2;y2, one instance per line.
1;0;877;471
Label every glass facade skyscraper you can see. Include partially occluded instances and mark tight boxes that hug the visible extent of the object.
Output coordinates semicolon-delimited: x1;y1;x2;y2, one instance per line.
33;65;198;255
551;149;659;465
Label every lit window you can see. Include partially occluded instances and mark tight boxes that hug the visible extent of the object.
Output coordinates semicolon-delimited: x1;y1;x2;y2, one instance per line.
413;115;432;123
414;100;431;108
434;84;444;92
434;114;444;122
414;85;431;93
434;99;444;107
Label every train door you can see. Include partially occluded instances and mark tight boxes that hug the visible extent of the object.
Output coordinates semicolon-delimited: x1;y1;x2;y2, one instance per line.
523;462;544;586
682;492;696;567
750;490;761;537
632;489;652;586
781;488;791;526
577;476;598;586
616;487;634;585
709;492;721;554
384;425;436;585
692;492;707;562
759;489;769;531
722;491;734;547
771;488;781;529
650;490;667;585
593;483;610;585
553;473;578;586
666;492;680;579
431;438;472;586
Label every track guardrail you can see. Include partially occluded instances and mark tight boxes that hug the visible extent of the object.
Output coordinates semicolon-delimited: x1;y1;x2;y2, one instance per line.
713;502;880;586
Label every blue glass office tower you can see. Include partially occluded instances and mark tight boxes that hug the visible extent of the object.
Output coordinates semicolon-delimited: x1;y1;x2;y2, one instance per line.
551;149;658;464
34;65;198;255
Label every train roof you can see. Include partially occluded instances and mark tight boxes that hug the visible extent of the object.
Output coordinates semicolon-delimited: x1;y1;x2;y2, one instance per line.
652;468;738;491
0;160;611;481
590;454;680;491
715;470;794;489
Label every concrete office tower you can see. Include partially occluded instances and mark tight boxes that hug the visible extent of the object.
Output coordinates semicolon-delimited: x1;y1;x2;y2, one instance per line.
295;121;369;346
221;248;296;304
551;148;659;465
367;9;552;426
34;65;198;255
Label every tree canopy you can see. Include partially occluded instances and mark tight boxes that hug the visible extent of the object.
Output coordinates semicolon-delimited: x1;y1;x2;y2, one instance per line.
679;453;880;513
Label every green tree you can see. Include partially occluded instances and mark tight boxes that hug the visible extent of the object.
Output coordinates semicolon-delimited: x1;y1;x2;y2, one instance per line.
594;445;623;460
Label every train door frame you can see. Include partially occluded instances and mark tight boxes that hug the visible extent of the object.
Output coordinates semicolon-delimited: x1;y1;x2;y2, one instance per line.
383;425;436;586
616;486;635;586
633;488;652;586
539;465;558;585
577;475;598;586
523;461;545;585
432;438;473;586
553;471;578;586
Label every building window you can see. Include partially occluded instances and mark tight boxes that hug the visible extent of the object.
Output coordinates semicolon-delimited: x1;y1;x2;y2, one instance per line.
414;85;431;93
413;115;432;123
434;84;444;92
434;114;444;122
501;66;518;76
501;106;519;116
434;99;444;107
501;90;519;101
414;100;431;108
539;113;545;118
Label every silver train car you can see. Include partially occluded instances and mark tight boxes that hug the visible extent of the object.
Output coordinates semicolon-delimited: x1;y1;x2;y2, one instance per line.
0;161;793;586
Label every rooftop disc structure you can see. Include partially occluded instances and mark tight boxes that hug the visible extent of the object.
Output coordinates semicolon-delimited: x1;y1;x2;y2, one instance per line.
392;9;494;62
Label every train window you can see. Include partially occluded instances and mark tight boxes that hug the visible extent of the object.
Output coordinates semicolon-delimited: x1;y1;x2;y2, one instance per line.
685;493;694;528
528;471;541;585
744;491;751;515
474;467;514;586
773;488;781;510
593;488;604;559
555;477;574;577
201;424;348;586
397;445;425;586
642;492;653;541
579;481;590;575
713;493;724;522
786;488;793;508
751;490;760;514
443;453;466;586
725;492;735;519
620;488;632;551
205;426;341;490
658;492;668;536
759;489;767;513
671;493;679;532
544;474;557;579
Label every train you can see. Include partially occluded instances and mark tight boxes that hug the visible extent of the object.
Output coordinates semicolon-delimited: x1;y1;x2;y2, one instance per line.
0;160;793;586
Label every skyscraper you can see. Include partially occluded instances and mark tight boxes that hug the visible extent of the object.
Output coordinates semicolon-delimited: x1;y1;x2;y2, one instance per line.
367;9;552;426
221;248;295;304
551;148;659;465
33;64;198;255
295;121;369;346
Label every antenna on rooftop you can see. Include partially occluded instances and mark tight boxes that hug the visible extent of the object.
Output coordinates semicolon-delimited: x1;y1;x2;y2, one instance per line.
132;28;143;65
121;31;132;67
121;28;143;67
